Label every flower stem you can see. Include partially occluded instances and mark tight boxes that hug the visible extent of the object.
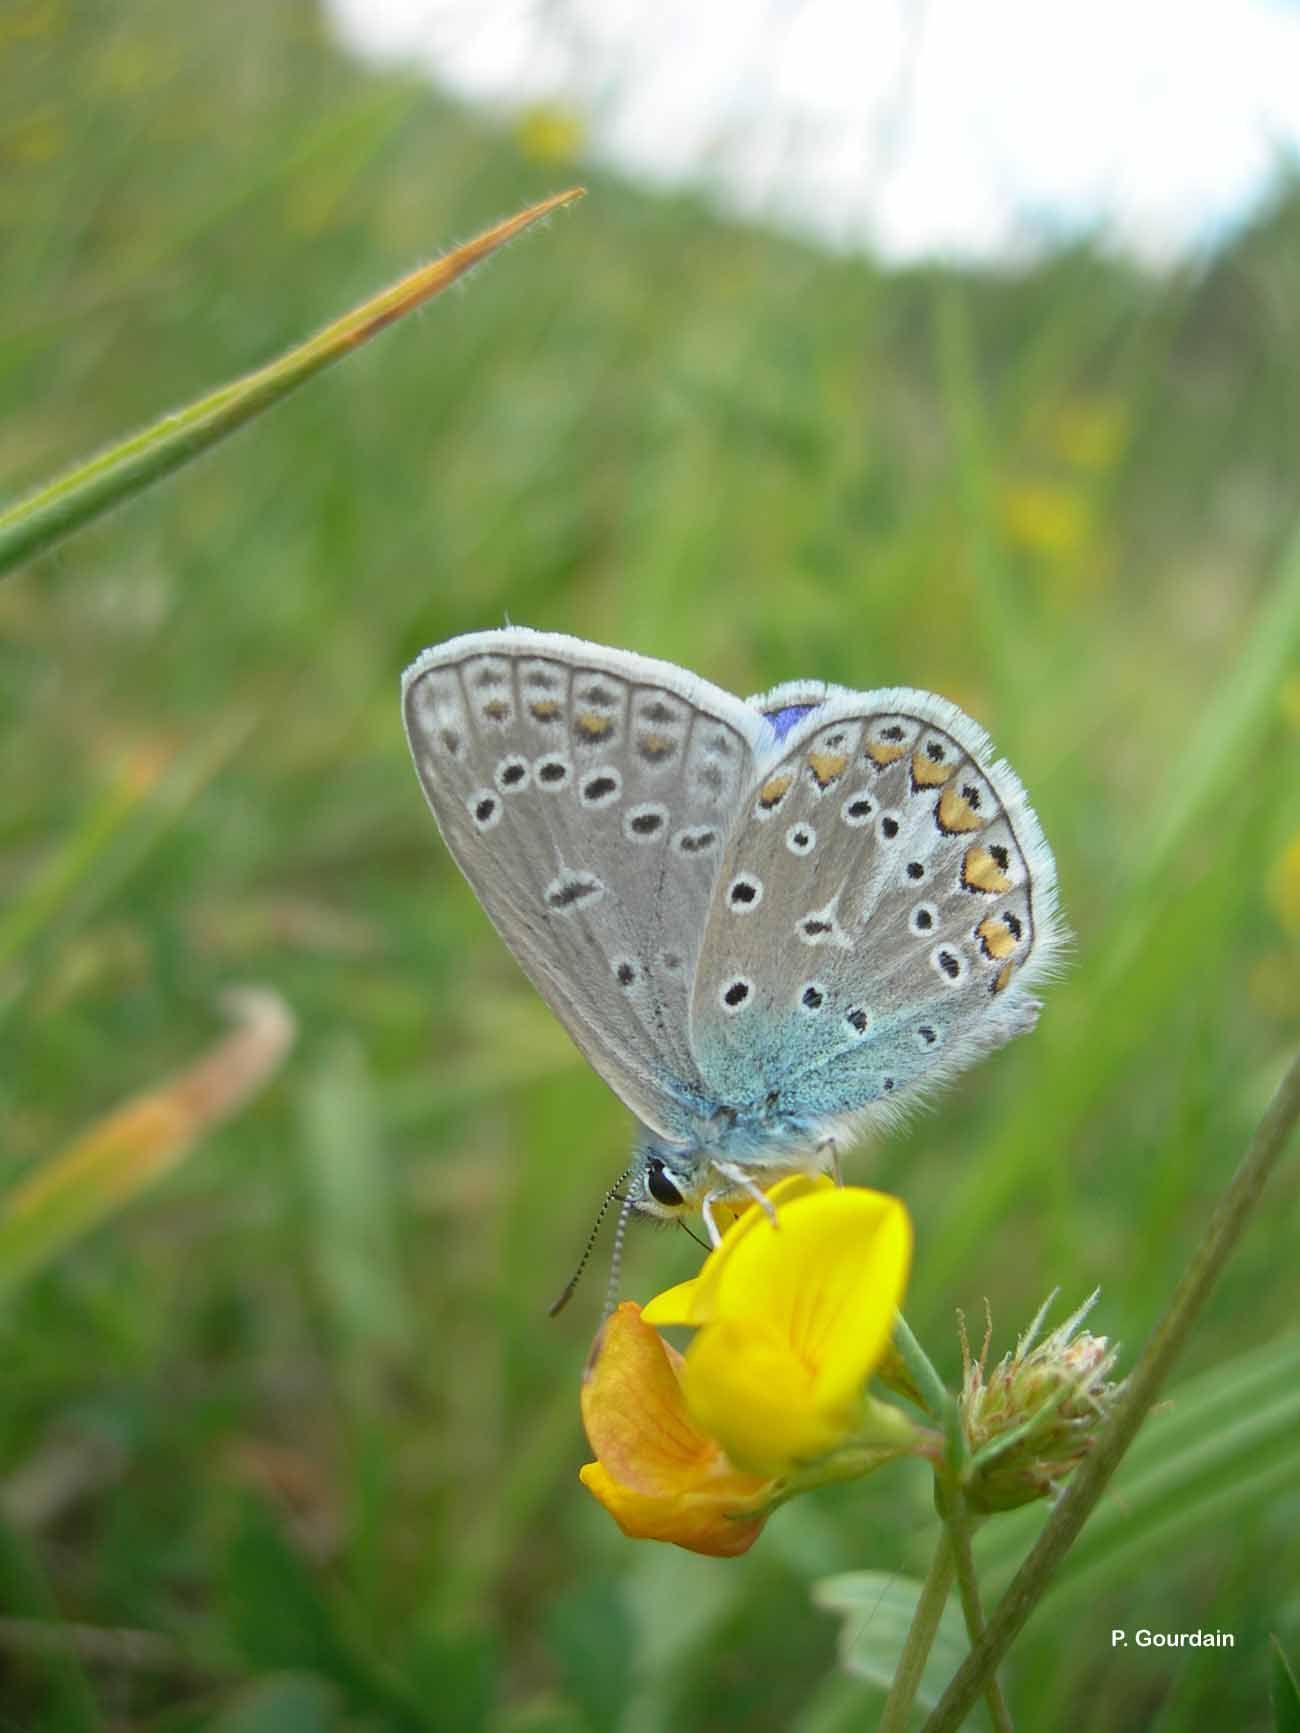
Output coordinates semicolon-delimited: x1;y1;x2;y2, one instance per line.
934;1477;1013;1733
878;1531;955;1733
920;1043;1300;1733
0;187;584;578
894;1311;965;1474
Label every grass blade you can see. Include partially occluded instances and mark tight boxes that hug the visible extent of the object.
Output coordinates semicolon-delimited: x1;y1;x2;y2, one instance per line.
0;186;585;577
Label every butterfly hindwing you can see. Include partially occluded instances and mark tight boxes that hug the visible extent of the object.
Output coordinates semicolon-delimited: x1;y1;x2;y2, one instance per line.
688;686;1063;1125
402;629;767;1142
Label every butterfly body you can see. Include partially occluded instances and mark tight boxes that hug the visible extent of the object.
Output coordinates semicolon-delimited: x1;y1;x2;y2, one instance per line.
402;630;1064;1226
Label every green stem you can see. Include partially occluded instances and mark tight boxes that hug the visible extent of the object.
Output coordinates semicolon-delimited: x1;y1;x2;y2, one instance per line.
0;187;584;578
894;1311;965;1474
920;1043;1300;1733
878;1532;955;1733
935;1478;1014;1733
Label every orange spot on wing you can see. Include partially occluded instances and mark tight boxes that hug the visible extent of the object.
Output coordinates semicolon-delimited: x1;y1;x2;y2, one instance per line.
991;961;1015;995
963;846;1013;893
977;915;1018;960
483;699;510;722
911;750;956;788
865;740;907;767
758;773;793;810
530;699;562;721
575;711;613;740
807;750;848;788
937;785;984;834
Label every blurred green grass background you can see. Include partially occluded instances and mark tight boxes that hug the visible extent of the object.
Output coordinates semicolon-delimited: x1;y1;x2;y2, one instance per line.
3;1;1300;1728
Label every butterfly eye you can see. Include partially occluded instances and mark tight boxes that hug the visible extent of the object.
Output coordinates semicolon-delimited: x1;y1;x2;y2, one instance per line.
646;1157;685;1208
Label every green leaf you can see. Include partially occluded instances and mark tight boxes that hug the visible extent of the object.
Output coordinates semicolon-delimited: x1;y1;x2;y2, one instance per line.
208;1673;341;1733
812;1572;969;1714
296;1036;411;1361
399;1613;497;1733
222;1495;421;1728
1273;1636;1300;1733
545;1577;634;1733
0;1517;103;1732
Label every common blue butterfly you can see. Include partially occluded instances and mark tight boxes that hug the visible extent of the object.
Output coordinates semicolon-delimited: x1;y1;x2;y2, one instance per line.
402;630;1063;1250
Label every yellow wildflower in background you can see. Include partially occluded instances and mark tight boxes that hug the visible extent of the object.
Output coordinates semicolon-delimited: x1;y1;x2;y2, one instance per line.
580;1177;916;1552
999;481;1092;563
1051;398;1129;472
514;103;585;167
1270;833;1300;939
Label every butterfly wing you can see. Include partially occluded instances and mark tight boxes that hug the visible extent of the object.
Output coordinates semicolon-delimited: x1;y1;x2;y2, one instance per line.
688;686;1064;1128
402;629;766;1142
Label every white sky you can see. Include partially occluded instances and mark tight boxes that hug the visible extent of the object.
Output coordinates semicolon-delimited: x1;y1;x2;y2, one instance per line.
327;0;1300;264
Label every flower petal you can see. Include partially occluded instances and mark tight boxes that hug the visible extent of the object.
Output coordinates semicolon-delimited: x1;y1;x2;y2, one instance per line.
649;1172;839;1326
640;1278;701;1327
578;1462;767;1556
682;1315;858;1476
580;1302;714;1496
698;1189;911;1445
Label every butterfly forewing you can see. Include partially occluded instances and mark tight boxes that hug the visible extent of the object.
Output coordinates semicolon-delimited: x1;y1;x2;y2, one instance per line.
402;630;766;1142
688;687;1063;1122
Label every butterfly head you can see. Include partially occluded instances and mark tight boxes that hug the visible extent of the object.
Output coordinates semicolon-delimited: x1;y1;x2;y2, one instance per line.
629;1144;704;1219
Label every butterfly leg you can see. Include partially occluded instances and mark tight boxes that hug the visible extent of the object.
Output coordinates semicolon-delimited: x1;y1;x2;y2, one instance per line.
816;1137;843;1185
706;1161;779;1241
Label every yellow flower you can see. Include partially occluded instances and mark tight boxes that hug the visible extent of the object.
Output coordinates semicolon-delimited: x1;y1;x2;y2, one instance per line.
514;103;586;166
579;1302;775;1557
1270;832;1300;939
643;1176;913;1477
1051;399;1129;472
579;1179;917;1550
1000;481;1092;562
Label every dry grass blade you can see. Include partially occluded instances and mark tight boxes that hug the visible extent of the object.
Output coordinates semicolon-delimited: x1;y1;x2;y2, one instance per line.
0;989;296;1300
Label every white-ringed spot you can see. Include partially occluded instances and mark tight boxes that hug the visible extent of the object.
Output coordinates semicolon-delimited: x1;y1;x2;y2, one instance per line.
727;873;764;912
534;754;571;791
931;944;967;984
495;755;530;794
545;870;606;913
785;823;816;856
673;825;719;857
624;803;669;842
468;789;502;832
579;768;622;809
719;976;754;1013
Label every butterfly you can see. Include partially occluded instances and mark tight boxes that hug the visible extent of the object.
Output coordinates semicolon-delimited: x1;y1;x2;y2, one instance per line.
402;629;1064;1254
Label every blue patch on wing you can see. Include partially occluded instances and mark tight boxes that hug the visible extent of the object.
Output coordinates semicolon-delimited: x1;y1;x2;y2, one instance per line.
764;703;818;742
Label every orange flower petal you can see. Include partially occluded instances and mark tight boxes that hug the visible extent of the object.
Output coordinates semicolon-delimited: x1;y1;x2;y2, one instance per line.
578;1462;766;1557
580;1302;713;1496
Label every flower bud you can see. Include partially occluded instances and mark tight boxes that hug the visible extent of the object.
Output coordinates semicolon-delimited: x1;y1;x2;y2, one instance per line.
960;1292;1123;1514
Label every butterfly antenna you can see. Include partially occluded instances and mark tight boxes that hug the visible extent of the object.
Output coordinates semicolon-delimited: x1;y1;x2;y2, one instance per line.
601;1189;635;1322
548;1168;631;1318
